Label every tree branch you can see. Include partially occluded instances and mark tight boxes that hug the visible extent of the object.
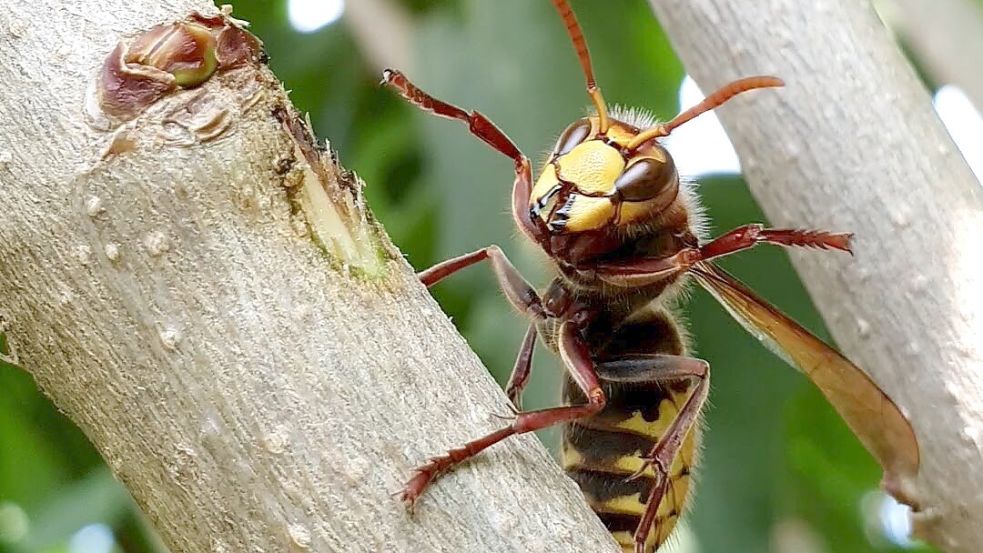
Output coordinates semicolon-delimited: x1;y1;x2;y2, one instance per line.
882;0;983;111
647;1;983;551
0;1;618;551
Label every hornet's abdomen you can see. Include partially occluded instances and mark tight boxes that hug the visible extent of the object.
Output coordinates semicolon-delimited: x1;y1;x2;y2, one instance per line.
561;310;699;553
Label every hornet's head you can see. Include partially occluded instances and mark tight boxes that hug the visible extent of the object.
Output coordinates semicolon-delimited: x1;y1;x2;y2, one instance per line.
526;0;782;238
530;116;679;234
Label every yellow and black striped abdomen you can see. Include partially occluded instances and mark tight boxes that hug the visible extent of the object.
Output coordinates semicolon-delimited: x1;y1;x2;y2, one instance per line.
562;377;699;552
561;308;699;552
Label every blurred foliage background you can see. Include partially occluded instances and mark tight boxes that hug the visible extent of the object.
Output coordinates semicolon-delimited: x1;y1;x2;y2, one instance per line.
4;0;980;551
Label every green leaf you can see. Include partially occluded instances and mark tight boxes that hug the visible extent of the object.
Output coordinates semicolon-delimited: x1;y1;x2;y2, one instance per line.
15;469;132;552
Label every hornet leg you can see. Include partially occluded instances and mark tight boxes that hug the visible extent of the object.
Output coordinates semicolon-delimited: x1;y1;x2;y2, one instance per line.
594;224;852;287
401;320;605;507
417;245;544;320
505;324;537;409
382;69;543;242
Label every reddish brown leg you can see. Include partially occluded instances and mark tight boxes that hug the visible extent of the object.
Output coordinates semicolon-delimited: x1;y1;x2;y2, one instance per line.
383;68;523;164
510;158;543;244
418;245;545;320
505;324;537;408
401;321;605;507
698;224;852;259
382;68;545;245
594;250;699;287
595;224;852;285
595;354;708;384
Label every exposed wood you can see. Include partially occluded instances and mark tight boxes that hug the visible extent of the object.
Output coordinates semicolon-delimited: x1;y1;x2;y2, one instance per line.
648;1;983;552
0;1;619;552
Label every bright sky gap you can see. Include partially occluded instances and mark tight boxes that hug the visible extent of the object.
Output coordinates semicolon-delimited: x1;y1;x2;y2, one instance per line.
287;0;345;34
664;76;743;177
68;523;115;553
933;84;983;183
667;76;983;184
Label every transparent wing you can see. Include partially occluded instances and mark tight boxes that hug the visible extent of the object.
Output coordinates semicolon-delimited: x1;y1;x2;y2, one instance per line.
691;262;919;478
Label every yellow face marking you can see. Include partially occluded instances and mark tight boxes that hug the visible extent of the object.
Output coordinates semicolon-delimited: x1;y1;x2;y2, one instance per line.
530;162;561;209
533;122;681;234
556;140;625;195
561;194;616;232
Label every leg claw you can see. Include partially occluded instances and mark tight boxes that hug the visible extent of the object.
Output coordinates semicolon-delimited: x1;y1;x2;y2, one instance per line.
490;403;519;421
396;467;436;514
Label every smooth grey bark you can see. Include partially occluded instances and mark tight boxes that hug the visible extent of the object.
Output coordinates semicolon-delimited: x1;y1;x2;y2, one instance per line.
884;0;983;112
0;1;619;552
648;1;983;552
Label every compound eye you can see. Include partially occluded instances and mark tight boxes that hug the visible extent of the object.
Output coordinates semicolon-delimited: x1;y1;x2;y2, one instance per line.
551;118;592;158
614;157;676;202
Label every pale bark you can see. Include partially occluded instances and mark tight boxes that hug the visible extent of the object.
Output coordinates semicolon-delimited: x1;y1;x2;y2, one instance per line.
0;1;619;552
648;1;983;552
881;0;983;112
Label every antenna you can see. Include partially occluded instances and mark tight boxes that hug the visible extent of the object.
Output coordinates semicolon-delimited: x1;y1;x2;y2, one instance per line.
550;0;610;133
626;76;785;150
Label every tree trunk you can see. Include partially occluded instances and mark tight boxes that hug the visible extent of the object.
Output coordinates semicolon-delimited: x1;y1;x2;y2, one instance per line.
0;1;618;552
647;1;983;552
